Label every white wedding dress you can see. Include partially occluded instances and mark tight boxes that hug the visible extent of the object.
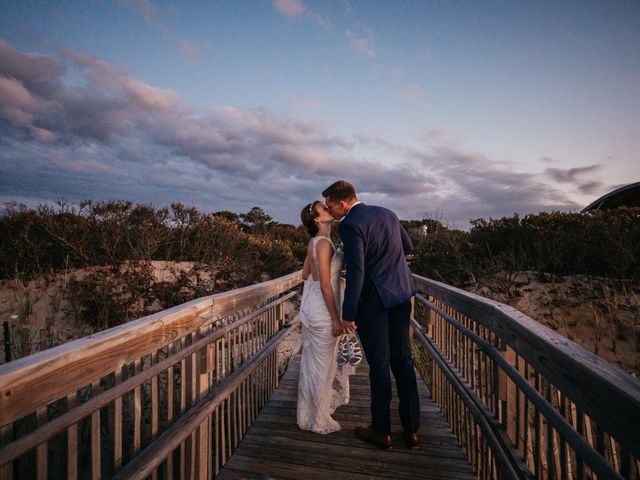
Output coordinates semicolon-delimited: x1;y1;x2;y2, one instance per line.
297;236;355;434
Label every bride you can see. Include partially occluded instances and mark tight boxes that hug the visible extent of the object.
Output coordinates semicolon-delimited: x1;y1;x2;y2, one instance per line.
296;200;355;434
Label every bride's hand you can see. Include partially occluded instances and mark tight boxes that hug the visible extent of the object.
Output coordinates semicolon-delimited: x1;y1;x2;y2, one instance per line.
332;321;343;336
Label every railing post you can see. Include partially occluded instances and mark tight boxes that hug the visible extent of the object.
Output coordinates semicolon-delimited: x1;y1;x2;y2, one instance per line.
2;321;9;363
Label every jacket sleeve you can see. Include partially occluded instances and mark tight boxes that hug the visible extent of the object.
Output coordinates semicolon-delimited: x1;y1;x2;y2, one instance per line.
339;220;364;322
400;223;412;255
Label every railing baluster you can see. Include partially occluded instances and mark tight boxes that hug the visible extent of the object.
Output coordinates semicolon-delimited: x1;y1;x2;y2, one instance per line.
113;367;123;474
151;351;159;442
91;381;101;480
558;390;570;480
0;423;13;480
66;393;78;480
133;359;142;456
214;405;220;477
36;406;47;480
575;406;586;480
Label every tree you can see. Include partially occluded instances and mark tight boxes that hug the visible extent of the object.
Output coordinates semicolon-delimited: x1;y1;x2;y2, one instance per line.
212;210;240;223
240;207;273;229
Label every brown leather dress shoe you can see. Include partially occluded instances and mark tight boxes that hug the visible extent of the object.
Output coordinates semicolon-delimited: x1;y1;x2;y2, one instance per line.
403;430;420;449
355;425;392;449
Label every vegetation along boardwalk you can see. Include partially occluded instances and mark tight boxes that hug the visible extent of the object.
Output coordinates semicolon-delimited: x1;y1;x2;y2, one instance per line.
219;354;476;480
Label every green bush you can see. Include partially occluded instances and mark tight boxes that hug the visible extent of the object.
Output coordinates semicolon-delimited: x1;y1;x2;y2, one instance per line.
409;208;640;285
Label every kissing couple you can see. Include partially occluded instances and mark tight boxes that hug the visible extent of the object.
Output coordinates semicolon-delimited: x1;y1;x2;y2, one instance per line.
296;180;421;449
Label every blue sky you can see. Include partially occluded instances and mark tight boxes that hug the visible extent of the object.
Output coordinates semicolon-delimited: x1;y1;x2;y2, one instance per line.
1;0;638;226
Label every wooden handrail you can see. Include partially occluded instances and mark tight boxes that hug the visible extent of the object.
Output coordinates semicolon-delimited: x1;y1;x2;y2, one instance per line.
411;316;528;480
113;315;300;480
412;273;640;480
0;291;296;466
414;295;623;480
0;271;302;479
413;275;640;456
0;271;301;427
2;269;638;480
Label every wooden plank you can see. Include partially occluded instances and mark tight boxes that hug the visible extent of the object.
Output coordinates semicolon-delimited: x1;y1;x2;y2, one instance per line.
112;321;302;480
91;409;101;479
66;394;78;480
113;368;123;473
133;360;142;455
197;418;208;480
36;406;47;480
219;354;475;480
151;352;159;440
0;424;12;480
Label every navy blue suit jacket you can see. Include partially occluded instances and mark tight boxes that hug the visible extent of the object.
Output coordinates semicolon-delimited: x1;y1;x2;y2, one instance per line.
339;203;415;322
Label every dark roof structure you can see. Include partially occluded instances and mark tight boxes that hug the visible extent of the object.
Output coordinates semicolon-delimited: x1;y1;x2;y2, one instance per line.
581;182;640;212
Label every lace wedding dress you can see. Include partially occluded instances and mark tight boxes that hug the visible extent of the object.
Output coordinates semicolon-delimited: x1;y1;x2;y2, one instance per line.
297;236;355;434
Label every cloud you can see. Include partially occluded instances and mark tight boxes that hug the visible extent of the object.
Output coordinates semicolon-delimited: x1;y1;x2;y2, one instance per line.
288;95;326;110
352;132;582;225
273;0;304;18
545;164;601;183
0;41;591;226
390;67;403;80
307;11;332;30
577;181;604;194
62;49;180;110
398;84;425;102
346;30;375;58
179;39;199;59
120;0;157;23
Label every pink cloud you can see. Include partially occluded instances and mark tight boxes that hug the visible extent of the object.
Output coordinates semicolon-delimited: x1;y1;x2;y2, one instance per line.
273;0;304;18
346;30;375;58
180;39;199;59
120;0;157;23
63;49;179;110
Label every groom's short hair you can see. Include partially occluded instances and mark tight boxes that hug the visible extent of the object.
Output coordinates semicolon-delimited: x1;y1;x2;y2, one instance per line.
322;180;357;202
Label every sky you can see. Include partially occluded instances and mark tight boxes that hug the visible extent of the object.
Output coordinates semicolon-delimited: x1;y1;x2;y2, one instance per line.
0;0;638;227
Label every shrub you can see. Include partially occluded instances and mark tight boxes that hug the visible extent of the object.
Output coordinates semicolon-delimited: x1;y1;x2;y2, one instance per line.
409;208;640;285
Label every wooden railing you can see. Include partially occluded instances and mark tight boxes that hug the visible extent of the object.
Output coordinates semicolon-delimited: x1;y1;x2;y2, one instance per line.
2;270;639;480
411;274;640;480
0;271;302;479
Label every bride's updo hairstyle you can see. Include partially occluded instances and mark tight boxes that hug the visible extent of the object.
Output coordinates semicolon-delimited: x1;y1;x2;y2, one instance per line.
301;201;322;236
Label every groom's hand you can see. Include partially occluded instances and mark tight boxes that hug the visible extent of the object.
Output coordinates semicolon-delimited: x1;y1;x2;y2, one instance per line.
341;319;357;334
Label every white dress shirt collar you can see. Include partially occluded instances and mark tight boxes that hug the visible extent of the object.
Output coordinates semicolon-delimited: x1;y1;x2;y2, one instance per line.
342;201;362;220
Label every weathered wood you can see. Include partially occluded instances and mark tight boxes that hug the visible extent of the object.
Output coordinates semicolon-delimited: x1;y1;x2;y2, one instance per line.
3;269;637;479
0;424;12;480
411;318;529;480
112;316;300;480
36;407;47;480
415;293;629;480
0;272;302;427
66;394;78;480
413;274;640;460
113;368;123;473
219;355;475;480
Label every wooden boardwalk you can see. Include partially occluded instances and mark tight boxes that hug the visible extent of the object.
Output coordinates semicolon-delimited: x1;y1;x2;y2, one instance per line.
219;354;476;480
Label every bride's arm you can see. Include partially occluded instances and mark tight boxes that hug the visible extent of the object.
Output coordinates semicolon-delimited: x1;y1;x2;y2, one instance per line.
316;239;342;336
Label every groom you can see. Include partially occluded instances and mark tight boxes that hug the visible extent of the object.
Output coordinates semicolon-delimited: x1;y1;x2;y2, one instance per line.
323;180;420;449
